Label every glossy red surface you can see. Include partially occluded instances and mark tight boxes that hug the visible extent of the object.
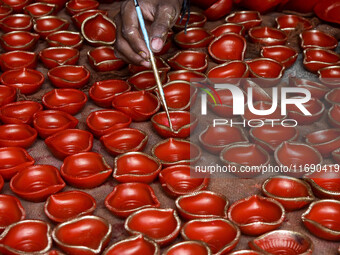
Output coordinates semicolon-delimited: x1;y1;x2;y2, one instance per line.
0;195;25;233
1;0;31;12
47;65;90;88
174;12;206;30
39;47;80;69
33;16;69;38
329;105;340;128
88;46;125;72
211;23;244;37
301;30;338;50
242;80;272;102
260;45;298;68
249;26;287;46
66;0;99;14
289;77;329;99
0;85;16;107
0;31;39;51
127;70;167;91
0;5;13;20
236;0;282;13
0;124;37;148
276;14;312;32
168;50;208;72
0;50;37;71
129;56;170;74
167;70;206;82
306;129;340;157
46;30;83;49
314;0;340;24
225;11;262;30
175;28;213;49
318;66;340;89
303;48;340;73
24;2;57;18
204;0;233;21
0;14;33;33
163;241;211;255
72;9;108;29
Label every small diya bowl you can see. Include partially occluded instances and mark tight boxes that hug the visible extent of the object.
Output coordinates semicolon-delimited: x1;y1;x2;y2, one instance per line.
102;234;159;255
86;109;131;138
0;147;34;180
167;70;206;82
129;56;170;74
33;16;69;38
125;208;181;246
300;30;338;50
151;138;201;167
0;5;13;20
262;176;314;211
303;48;340;73
329;105;340;128
10;164;65;202
199;125;249;154
88;46;125;72
318;66;340;89
302;199;340;241
276;14;312;32
45;129;93;160
260;45;298;68
0;100;42;125
81;13;116;46
1;0;31;12
52;215;112;255
114;152;161;183
202;0;233;21
66;0;99;14
61;152;112;188
72;9;108;29
181;218;240;254
174;11;207;30
289;77;329;100
0;124;37;148
249;26;287;46
174;27;213;49
0;220;52;255
305;129;340;157
168;50;208;72
127;70;167;91
112;91;160;122
100;128;148;156
0;50;37;71
46;30;83;49
38;0;67;11
211;23;245;37
47;65;90;89
0;31;39;51
164;241;211;255
207;60;249;82
176;191;229;220
0;68;44;95
249;230;313;254
225;11;262;31
208;33;247;63
0;14;32;33
89;79;131;108
105;182;160;218
228;195;285;236
24;2;56;18
159;165;209;197
45;190;96;223
42;88;87;115
334;148;340;164
0;195;25;233
39;47;80;69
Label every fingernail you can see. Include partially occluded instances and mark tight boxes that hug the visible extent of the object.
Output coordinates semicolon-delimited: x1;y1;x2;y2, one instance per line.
151;37;163;51
139;51;147;59
141;60;151;68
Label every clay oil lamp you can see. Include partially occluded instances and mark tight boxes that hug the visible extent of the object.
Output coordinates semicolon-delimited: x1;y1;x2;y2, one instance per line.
129;56;170;74
0;195;25;233
314;0;340;24
44;190;96;223
46;30;84;49
0;68;44;95
151;111;198;139
242;80;272;102
24;2;56;18
319;66;340;89
303;48;340;73
0;5;12;20
0;0;31;12
86;109;131;138
168;50;208;72
0;50;37;71
105;182;160;218
274;141;323;177
0;124;37;148
247;58;284;87
45;129;93;160
88;46;125;72
286;97;325;125
89;79;131;108
33;110;78;139
302;200;340;241
228;251;263;255
81;13;116;46
289;77;329;100
0;31;39;51
334;148;340;164
228;195;285;236
47;65;90;89
260;45;298;68
127;70;167;91
220;142;270;178
175;191;228;220
249;230;313;254
0;220;52;255
52;215;112;255
72;9;108;29
0;85;16;107
300;30;338;50
125;208;181;246
0;100;43;125
42;88;87;115
249;124;298;153
10;164;65;202
262;176;314;211
0;147;34;180
276;14;312;32
38;0;67;11
225;11;262;31
0;14;33;33
249;26;287;46
167;70;206;82
33;16;69;38
66;0;99;14
208;33;247;63
151;138;201;167
112;91;160;121
328;105;340;128
181;218;240;254
305;129;340;157
211;23;244;37
114;152;161;183
164;241;211;255
243;101;286;122
100;128;148;156
61;152;112;188
174;27;213;49
39;47;80;69
203;0;233;21
174;12;207;30
102;235;159;255
199;125;249;154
